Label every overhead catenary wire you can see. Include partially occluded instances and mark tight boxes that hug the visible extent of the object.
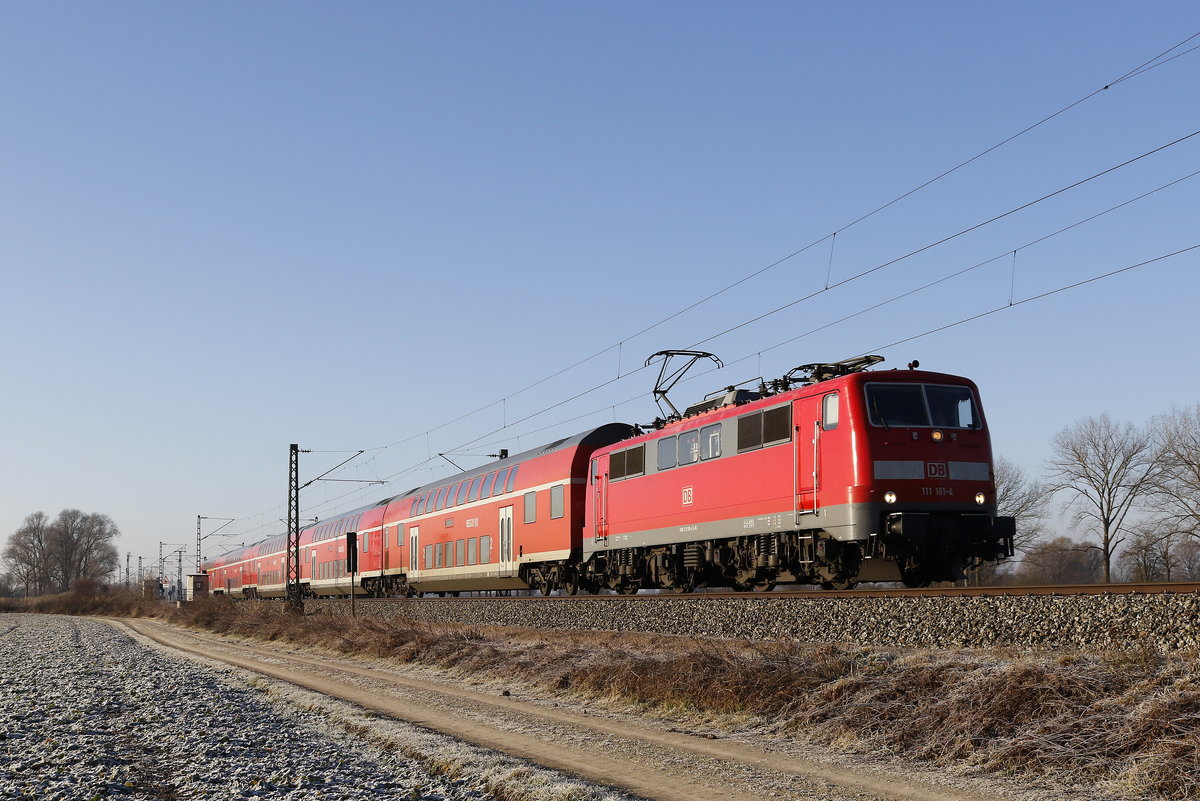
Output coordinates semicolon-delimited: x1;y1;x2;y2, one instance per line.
220;156;1200;545
208;33;1200;544
338;33;1200;461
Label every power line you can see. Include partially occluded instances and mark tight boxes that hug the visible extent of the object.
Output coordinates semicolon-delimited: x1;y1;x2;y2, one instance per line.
347;32;1200;462
207;34;1200;544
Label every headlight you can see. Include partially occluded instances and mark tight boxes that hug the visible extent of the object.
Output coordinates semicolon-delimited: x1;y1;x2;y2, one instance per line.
975;492;986;505
884;491;897;504
931;430;944;442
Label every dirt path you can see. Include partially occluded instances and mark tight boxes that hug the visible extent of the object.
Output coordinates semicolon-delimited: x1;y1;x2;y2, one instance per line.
113;618;1015;801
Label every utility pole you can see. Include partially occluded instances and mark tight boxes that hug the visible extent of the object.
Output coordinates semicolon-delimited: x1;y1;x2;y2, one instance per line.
287;444;302;612
124;552;130;590
137;557;143;594
196;515;235;574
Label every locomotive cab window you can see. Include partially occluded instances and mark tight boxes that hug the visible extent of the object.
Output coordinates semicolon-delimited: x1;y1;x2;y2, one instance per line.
822;393;839;431
865;383;981;429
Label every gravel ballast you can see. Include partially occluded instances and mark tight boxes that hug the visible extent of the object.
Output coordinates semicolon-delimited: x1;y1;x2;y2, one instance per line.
306;590;1200;651
0;614;502;801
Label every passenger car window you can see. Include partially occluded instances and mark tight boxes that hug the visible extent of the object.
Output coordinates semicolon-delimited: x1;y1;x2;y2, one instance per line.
550;484;564;519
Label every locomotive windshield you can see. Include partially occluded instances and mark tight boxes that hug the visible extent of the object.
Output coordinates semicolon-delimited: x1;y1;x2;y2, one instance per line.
864;383;981;429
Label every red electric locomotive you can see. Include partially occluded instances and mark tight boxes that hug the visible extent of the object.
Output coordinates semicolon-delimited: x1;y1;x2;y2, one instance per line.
205;355;1013;596
578;354;1014;592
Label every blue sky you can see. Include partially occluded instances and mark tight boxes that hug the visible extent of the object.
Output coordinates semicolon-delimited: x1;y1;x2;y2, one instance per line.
2;2;1197;570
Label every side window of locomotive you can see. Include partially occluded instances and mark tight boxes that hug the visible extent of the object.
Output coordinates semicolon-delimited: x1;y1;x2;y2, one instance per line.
480;536;492;563
423;544;433;569
925;385;980;429
468;538;477;565
480;472;496;499
455;481;470;506
550;484;565;519
505;465;519;493
524;491;537;524
468;475;483;502
493;468;510;496
763;405;792;445
700;424;721;460
678;429;700;465
434;487;448;511
610;450;627;480
624;445;645;477
822;392;839;431
738;405;792;452
657;437;677;471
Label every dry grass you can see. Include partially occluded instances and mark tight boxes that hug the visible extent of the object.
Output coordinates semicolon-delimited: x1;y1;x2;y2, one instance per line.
14;594;1199;799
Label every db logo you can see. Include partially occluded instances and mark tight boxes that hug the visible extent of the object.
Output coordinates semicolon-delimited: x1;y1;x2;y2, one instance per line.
927;462;948;479
682;486;694;506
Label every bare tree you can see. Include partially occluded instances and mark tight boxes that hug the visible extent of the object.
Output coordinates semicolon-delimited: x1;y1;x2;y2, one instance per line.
1175;539;1200;581
968;456;1051;584
2;512;54;596
1012;535;1104;584
994;456;1051;552
1117;523;1169;582
1151;405;1200;540
47;510;120;592
1046;414;1159;583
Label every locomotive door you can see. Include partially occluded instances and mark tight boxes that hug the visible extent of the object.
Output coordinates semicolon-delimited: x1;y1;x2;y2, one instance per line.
591;456;609;543
498;506;515;577
796;391;840;519
796;396;821;517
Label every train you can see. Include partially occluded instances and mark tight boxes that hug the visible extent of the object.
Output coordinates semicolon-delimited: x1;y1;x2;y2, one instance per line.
205;354;1015;596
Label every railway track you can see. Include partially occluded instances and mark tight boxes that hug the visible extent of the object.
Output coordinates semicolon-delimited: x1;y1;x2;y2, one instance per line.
245;580;1200;603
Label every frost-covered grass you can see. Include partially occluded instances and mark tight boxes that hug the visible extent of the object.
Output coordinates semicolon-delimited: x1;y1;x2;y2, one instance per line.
13;594;1200;799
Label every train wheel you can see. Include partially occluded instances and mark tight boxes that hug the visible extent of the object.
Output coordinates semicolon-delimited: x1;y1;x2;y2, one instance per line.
616;580;642;595
820;578;858;591
561;573;580;596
